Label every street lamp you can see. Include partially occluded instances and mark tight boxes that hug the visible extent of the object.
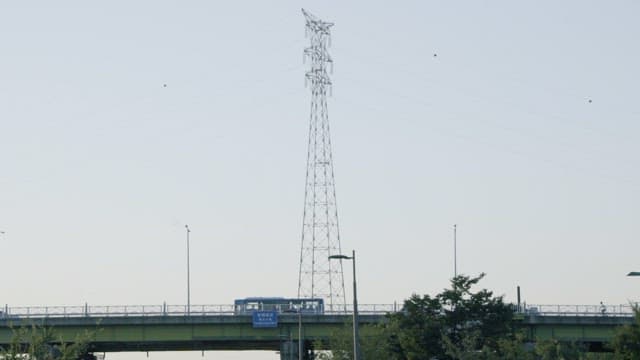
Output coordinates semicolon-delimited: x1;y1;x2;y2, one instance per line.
627;273;640;310
453;224;457;278
298;309;302;360
185;224;191;315
329;250;359;360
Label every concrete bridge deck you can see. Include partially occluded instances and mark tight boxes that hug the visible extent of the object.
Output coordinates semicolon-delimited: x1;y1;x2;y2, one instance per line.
0;303;636;356
1;312;387;352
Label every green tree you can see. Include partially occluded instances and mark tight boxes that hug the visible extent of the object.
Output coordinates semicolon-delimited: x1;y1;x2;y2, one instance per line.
439;274;514;352
0;324;95;360
386;293;444;359
442;331;537;360
611;305;640;359
386;273;514;359
321;273;608;359
442;329;487;360
313;321;393;360
534;339;590;360
492;332;536;360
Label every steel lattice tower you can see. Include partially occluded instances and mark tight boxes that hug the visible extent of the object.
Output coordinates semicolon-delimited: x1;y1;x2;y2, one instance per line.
297;9;346;311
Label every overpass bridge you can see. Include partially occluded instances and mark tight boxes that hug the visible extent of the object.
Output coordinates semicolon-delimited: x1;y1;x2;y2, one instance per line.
0;303;636;358
0;304;394;359
516;304;636;352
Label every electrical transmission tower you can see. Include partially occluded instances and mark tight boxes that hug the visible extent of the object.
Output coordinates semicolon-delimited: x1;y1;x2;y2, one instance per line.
298;9;346;311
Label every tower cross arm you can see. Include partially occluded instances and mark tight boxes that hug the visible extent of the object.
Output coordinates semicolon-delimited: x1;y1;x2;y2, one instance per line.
302;8;334;33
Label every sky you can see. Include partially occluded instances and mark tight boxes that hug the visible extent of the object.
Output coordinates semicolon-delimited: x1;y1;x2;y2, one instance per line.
1;1;639;359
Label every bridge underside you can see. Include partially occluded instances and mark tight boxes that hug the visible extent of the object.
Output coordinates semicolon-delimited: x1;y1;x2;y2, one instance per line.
519;314;632;352
0;314;368;354
90;340;281;352
0;313;633;355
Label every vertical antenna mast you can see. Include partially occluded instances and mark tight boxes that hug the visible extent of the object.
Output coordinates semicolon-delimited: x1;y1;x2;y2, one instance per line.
453;224;457;278
298;9;346;311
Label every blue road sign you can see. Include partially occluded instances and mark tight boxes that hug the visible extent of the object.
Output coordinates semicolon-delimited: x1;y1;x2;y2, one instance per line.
252;311;278;328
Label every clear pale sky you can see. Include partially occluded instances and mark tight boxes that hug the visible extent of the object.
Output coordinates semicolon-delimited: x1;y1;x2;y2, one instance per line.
1;1;639;359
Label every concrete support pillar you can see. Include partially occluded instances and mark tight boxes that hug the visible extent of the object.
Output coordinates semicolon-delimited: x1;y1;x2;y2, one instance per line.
280;340;298;360
76;353;97;360
280;340;311;360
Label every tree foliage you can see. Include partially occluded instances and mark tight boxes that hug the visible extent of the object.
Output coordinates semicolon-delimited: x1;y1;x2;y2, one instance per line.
611;305;640;359
533;339;596;360
318;273;626;359
386;273;514;360
441;330;537;360
314;320;393;360
318;273;517;359
0;324;95;360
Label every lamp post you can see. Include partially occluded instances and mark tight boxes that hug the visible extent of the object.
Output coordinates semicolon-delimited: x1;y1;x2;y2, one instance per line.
298;308;302;360
329;250;359;360
453;224;457;278
628;272;640;310
185;224;191;315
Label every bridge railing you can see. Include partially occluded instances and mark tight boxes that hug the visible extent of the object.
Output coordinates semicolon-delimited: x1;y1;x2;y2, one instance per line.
522;304;636;317
4;303;633;319
325;303;401;315
0;303;399;319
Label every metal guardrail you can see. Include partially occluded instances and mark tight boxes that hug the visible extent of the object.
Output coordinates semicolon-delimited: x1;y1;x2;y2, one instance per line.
1;303;635;319
521;304;636;317
0;303;401;319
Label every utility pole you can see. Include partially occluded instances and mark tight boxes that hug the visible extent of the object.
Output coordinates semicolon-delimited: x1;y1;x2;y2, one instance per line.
453;224;457;278
185;224;191;315
329;251;360;360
